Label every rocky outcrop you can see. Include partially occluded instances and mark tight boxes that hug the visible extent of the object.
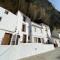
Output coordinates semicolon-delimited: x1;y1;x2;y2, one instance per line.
0;0;18;13
0;0;60;31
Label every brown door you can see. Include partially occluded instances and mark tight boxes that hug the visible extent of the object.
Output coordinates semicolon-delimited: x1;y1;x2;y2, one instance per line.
2;33;12;45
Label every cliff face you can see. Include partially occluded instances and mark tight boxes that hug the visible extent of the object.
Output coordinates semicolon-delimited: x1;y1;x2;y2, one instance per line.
0;0;18;13
0;0;60;31
19;0;60;31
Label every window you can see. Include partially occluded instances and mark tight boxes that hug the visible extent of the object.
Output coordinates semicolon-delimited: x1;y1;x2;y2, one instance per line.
28;36;31;43
34;27;36;32
23;16;26;22
34;37;37;43
38;38;41;43
5;10;9;14
11;34;16;45
45;28;47;31
22;24;26;32
42;38;44;43
11;34;20;45
28;36;30;40
23;34;27;43
0;17;2;21
16;35;20;45
40;28;42;33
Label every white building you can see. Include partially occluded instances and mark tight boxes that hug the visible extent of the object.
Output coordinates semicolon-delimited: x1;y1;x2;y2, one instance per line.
0;7;18;45
30;22;42;43
0;7;31;45
16;11;31;43
0;6;52;44
31;22;51;43
52;29;60;47
40;23;51;43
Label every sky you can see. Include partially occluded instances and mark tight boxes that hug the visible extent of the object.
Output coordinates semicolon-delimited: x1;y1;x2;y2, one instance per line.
49;0;60;11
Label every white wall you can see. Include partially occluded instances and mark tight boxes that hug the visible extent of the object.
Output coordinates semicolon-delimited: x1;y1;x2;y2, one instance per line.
41;24;51;43
0;30;5;44
0;44;54;60
32;26;42;37
0;7;17;32
0;7;30;44
31;22;51;43
31;22;43;42
41;24;50;38
47;27;51;37
17;11;30;43
16;11;23;42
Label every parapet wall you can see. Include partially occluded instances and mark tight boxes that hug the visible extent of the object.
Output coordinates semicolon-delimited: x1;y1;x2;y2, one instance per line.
0;44;54;60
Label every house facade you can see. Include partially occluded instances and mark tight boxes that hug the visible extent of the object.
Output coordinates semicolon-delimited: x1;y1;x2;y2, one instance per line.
31;22;51;43
40;23;51;43
52;29;60;47
0;7;18;45
0;6;52;45
30;22;42;43
16;11;31;43
0;7;31;45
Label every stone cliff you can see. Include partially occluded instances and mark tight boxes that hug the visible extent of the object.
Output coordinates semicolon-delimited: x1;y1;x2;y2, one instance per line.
0;0;60;31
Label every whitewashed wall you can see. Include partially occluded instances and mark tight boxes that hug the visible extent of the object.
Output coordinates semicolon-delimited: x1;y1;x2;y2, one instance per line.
31;26;42;37
0;30;5;44
0;44;54;60
0;7;17;32
31;22;51;43
31;22;43;42
17;11;30;43
0;7;30;43
0;7;18;44
41;23;51;43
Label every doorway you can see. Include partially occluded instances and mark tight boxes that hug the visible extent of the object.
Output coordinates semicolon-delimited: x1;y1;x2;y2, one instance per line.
38;38;41;43
23;34;27;43
2;33;12;45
